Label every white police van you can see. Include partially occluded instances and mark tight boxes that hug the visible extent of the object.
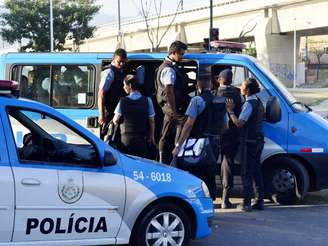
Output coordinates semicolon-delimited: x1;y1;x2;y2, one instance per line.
0;80;213;246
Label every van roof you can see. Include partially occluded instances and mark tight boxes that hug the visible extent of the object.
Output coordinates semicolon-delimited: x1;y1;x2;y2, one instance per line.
0;52;256;64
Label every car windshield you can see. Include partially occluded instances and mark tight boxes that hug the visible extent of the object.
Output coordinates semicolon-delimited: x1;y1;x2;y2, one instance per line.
255;61;297;105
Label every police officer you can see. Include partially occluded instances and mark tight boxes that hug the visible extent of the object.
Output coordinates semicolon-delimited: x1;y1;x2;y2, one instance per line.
214;68;242;209
172;79;227;200
113;75;156;158
226;78;265;212
98;48;128;140
156;41;191;164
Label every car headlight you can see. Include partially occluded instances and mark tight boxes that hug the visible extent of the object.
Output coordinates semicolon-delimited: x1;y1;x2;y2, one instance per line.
201;181;210;198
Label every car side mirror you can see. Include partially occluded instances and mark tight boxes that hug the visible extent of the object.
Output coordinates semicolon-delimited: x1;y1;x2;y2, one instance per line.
103;150;117;166
265;96;281;123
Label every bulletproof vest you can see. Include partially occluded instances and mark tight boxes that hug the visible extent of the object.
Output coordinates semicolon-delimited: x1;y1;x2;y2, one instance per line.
216;85;242;143
155;59;191;114
104;65;126;117
190;90;226;139
120;96;149;135
242;98;264;140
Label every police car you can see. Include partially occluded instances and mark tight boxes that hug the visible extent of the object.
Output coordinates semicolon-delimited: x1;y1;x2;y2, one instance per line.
0;80;213;246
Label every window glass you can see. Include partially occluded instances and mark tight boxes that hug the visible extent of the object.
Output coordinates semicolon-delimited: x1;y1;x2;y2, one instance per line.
9;116;31;148
12;65;95;108
8;108;97;165
13;65;51;105
211;64;271;111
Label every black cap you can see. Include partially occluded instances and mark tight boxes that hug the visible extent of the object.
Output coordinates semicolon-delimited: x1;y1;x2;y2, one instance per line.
219;69;233;82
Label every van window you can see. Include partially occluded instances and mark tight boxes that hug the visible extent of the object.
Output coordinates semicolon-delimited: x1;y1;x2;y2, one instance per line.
12;65;95;108
211;64;271;111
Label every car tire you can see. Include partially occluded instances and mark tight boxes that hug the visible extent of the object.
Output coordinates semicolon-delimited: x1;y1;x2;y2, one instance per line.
264;156;310;205
133;203;192;246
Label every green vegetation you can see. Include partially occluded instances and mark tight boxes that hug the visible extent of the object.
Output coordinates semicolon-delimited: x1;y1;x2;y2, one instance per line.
0;0;100;52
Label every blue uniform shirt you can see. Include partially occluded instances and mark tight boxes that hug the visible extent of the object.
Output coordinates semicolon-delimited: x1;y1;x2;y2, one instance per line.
114;91;155;117
185;94;228;122
239;94;257;122
160;57;176;86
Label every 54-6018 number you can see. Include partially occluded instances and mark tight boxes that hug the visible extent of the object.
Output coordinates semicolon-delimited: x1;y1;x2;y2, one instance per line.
150;172;171;182
132;171;172;183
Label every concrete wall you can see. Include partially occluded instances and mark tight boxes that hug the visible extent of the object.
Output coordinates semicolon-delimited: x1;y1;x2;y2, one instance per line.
71;0;328;86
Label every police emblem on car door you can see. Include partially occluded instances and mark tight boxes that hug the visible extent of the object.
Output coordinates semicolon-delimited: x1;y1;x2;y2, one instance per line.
58;170;83;204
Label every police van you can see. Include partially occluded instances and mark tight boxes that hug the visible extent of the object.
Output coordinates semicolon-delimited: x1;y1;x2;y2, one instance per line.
1;52;328;204
0;80;213;245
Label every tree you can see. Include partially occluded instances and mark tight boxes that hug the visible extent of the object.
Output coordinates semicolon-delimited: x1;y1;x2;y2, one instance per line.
0;0;100;52
136;0;183;52
309;39;327;81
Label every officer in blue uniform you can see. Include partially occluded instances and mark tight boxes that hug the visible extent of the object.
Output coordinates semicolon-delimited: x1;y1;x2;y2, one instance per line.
155;41;192;164
98;49;145;140
172;79;227;200
214;68;243;209
113;75;155;158
98;48;128;140
226;78;265;212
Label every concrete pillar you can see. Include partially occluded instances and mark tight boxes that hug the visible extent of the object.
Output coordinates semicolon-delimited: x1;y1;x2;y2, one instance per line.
254;13;301;87
175;23;187;44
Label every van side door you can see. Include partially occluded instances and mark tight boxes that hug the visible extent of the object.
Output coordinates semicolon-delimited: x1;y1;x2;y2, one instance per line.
0;105;15;243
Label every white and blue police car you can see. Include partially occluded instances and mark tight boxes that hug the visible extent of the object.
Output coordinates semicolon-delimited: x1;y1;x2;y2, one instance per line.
0;80;213;246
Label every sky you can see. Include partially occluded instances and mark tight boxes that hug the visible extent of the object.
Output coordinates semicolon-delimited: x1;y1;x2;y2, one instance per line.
95;0;214;25
0;0;216;49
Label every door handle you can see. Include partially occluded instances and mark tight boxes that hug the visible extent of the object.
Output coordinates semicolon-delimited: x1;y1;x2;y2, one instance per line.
21;178;41;186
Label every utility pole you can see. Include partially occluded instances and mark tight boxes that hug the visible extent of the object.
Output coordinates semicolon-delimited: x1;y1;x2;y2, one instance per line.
210;0;213;30
117;0;122;47
293;18;297;88
50;0;54;52
209;0;213;51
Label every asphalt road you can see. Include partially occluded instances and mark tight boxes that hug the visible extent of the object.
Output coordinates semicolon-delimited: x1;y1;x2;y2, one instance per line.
191;197;328;246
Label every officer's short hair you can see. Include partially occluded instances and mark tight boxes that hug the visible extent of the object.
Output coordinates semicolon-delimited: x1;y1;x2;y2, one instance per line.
124;74;141;90
168;41;188;54
114;48;127;59
244;78;260;95
218;69;233;85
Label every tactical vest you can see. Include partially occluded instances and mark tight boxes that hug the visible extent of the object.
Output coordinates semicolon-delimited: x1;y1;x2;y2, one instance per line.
155;59;191;114
190;90;226;139
103;65;126;117
216;85;242;144
120;96;149;135
242;98;264;140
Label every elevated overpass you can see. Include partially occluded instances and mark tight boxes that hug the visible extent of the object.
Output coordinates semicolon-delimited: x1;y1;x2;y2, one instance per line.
74;0;328;86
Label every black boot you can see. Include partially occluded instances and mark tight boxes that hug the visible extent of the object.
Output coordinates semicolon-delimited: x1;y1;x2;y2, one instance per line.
221;192;234;209
237;199;252;212
252;199;264;210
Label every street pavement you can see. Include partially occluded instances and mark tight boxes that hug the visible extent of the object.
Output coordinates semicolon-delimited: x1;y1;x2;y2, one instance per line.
191;195;328;246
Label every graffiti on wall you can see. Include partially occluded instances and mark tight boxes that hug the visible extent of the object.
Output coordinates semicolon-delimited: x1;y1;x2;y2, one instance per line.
270;63;294;87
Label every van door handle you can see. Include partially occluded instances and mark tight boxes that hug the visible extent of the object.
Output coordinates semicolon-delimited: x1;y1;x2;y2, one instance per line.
21;178;41;186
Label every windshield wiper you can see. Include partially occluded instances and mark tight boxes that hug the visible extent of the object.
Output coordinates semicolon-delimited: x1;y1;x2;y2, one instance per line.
291;101;312;112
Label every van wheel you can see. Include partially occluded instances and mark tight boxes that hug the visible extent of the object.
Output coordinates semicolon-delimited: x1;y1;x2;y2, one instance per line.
134;203;191;246
264;157;310;205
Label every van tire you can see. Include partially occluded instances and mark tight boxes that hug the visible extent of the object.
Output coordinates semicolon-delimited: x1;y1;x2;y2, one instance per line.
133;203;191;246
263;156;310;205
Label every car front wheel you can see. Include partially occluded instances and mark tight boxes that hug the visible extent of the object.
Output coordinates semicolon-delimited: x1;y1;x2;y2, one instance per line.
134;203;192;246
